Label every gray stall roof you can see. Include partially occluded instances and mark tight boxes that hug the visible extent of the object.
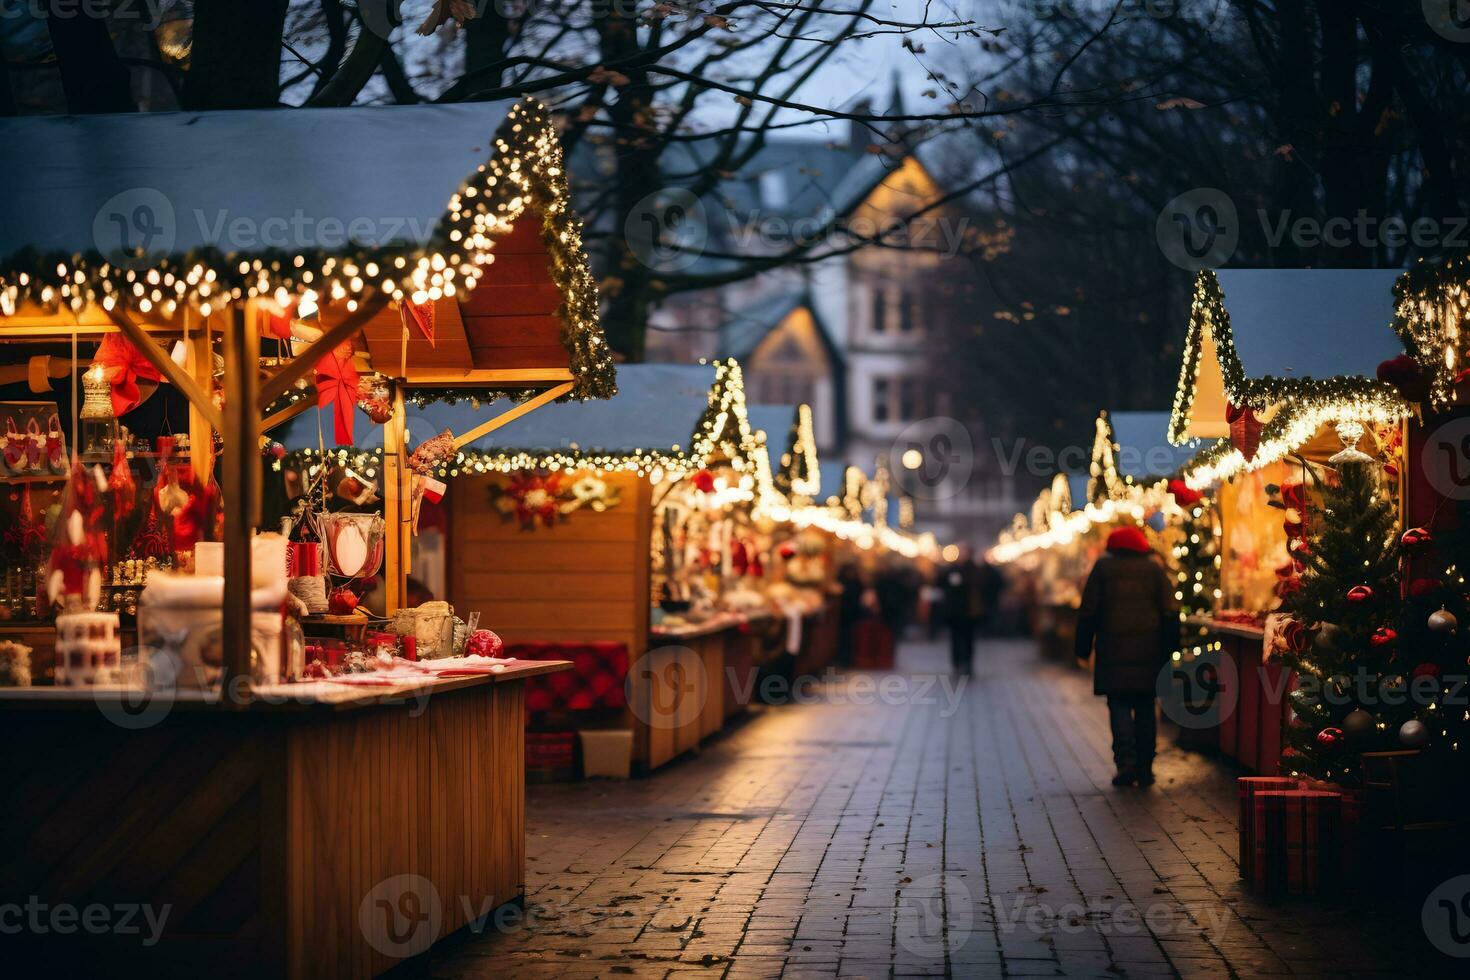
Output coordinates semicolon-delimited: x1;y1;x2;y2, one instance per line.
1107;411;1199;480
0;101;518;267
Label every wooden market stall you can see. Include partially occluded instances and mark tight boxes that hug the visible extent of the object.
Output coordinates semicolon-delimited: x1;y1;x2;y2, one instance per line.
1167;268;1407;774
0;99;615;975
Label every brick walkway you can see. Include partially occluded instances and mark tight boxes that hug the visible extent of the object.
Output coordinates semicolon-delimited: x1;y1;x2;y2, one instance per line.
432;640;1450;978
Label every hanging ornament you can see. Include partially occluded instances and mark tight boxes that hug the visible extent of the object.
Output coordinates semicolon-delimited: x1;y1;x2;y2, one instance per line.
313;341;361;446
1342;708;1376;738
1346;585;1374;603
1399;719;1429;748
109;438;136;526
1315;727;1344;747
1226;404;1261;461
1400;527;1434;552
408;429;456;475
1428;608;1459;634
263;441;286;460
1328;419;1374;465
1409;577;1444;599
692;469;716;493
1369;627;1398;647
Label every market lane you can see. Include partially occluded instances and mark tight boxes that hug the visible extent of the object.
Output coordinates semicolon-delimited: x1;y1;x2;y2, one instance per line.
433;640;1450;978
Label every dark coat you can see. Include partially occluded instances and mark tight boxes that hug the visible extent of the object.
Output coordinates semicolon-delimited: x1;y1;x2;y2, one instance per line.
1074;552;1177;696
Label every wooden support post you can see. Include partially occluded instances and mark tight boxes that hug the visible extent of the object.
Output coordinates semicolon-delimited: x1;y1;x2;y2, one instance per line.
186;320;215;485
259;395;314;435
382;386;411;614
221;302;260;703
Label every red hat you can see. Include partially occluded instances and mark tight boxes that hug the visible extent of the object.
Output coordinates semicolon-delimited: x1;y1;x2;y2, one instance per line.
1106;526;1152;554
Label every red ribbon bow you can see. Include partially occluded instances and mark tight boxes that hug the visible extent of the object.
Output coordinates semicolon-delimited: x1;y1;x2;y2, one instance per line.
314;342;361;446
93;335;163;416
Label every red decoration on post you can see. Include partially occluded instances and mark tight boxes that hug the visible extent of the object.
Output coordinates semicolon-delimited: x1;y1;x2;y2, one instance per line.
93;335;163;416
1226;403;1262;461
401;301;436;348
313;342;361;446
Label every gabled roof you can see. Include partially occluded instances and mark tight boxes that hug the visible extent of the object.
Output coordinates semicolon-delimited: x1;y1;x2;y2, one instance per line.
719;290;843;368
1169;269;1404;444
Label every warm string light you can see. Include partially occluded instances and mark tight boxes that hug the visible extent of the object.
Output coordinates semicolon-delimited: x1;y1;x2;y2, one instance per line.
1390;254;1470;409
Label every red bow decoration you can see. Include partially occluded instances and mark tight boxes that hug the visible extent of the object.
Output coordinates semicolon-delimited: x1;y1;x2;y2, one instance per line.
1166;478;1203;506
1226;403;1261;461
260;301;295;341
314;342;361;446
401;301;436;347
93;335;163;416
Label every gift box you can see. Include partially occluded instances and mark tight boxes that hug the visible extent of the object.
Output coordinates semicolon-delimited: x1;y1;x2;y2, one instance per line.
1250;789;1344;896
1238;776;1298;881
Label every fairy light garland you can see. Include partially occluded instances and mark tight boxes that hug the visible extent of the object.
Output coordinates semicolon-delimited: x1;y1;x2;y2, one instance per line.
1389;254;1470;409
1169;271;1403;445
0;99;615;402
775;403;820;502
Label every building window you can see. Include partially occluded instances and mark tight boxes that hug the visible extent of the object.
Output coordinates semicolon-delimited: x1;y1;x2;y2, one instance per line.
899;291;921;333
898;377;920;421
871;285;887;334
872;377;890;423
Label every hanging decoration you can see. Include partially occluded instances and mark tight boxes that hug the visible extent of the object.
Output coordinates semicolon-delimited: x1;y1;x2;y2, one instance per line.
92;335;162;416
1388;254;1470;409
313;341;361;446
1226;404;1261;461
357;374;394;425
408;429;457;474
46;461;110;608
401;300;436;347
109;438;137;526
492;472;566;529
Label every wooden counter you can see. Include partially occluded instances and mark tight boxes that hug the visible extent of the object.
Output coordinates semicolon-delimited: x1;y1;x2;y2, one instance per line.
1180;616;1284;775
0;660;569;977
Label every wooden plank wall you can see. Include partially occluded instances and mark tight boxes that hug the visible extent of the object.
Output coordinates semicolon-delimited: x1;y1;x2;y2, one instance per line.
460;214;568;370
446;470;652;657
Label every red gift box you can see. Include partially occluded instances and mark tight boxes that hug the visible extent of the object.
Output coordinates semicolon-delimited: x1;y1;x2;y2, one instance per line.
1251;789;1343;896
1238;776;1299;881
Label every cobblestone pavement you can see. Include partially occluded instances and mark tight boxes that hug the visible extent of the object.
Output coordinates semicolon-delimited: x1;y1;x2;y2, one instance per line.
431;640;1454;978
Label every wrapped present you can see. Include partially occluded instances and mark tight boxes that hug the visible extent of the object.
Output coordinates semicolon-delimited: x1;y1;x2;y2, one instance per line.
1251;789;1343;896
1238;776;1298;882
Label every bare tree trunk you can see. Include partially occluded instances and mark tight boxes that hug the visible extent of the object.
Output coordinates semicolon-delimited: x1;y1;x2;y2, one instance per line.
464;10;514;95
183;0;287;109
47;10;135;113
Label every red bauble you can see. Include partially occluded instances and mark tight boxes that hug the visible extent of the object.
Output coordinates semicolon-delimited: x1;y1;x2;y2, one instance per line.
466;629;504;659
1409;577;1443;598
692;469;716;493
1401;526;1434;552
1369;627;1398;647
1316;727;1344;747
1227;404;1261;461
1167;478;1203;506
778;542;797;560
328;586;360;615
1346;585;1374;603
1411;662;1443;681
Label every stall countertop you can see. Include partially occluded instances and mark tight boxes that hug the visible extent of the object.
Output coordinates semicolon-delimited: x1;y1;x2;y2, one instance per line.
1183;614;1267;640
651;610;773;641
0;659;571;714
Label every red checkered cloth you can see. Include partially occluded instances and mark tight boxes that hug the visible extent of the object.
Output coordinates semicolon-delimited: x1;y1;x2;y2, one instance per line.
511;641;629;713
1251;789;1344;896
1238;776;1299;882
526;731;575;771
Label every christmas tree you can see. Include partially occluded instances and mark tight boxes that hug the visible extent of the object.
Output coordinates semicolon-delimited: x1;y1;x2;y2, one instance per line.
1277;459;1401;783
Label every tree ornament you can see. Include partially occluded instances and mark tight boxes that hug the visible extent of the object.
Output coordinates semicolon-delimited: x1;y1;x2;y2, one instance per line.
1411;662;1443;682
1346;585;1374;603
1409;577;1444;598
1428;608;1459;634
1226;403;1261;461
692;469;716;493
1342;708;1375;738
1369;627;1397;647
1315;727;1344;747
1399;719;1429;748
1328;419;1374;465
1400;526;1434;552
1326;673;1352;698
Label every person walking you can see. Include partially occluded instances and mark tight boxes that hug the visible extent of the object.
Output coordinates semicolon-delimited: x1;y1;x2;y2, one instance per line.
1074;526;1177;787
942;546;986;674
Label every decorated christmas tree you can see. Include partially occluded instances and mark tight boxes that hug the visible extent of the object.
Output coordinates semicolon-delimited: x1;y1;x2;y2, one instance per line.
1277;459;1401;783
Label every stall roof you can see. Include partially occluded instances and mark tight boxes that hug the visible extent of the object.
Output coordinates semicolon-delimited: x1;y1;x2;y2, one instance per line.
282;363;711;456
1216;269;1403;381
1169;269;1406;444
0;101;516;261
1106;411;1198;480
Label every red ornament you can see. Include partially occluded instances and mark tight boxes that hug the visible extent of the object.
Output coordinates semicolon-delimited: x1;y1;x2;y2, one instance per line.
1401;526;1434;552
1315;727;1344;746
1409;577;1443;599
1411;662;1443;681
313;341;361;446
328;586;360;616
1226;403;1261;461
1167;478;1203;506
692;469;716;493
359;395;394;425
778;542;797;560
1370;627;1398;647
1346;585;1374;603
466;629;504;659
